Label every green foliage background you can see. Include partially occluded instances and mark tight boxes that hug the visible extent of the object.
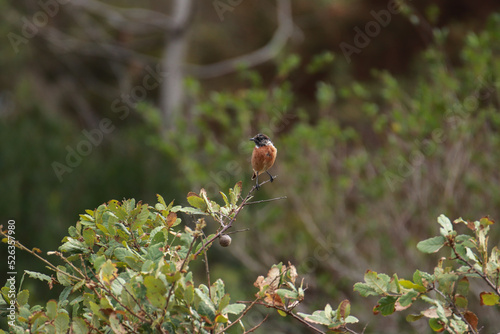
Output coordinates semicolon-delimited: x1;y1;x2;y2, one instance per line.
1;1;500;332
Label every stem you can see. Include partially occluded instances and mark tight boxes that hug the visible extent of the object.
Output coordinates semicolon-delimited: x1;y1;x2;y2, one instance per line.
243;314;269;333
452;244;500;296
244;196;287;206
432;286;478;334
165;235;197;310
286;311;325;334
204;250;211;300
223;298;262;332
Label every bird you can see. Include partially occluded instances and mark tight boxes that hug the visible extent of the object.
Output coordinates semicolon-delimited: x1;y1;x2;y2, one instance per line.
249;133;277;190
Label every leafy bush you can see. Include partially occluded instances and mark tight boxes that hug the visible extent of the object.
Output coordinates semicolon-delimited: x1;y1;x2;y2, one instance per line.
0;182;358;333
355;215;500;333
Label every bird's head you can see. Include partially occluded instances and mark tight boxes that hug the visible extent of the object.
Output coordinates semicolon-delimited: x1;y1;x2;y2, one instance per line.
250;133;272;147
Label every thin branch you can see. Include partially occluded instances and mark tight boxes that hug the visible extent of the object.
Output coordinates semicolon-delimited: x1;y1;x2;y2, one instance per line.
226;228;250;235
71;0;172;30
187;0;294;79
204;250;212;300
286;311;325;334
452;244;500;296
165;234;197;310
223;298;262;332
243;314;269;333
244;196;287;206
432;286;478;334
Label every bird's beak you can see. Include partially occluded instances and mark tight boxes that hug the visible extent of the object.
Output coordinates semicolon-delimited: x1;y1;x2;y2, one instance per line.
249;138;255;141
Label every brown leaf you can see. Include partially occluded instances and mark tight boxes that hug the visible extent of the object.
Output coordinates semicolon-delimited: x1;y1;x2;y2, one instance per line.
187;191;198;198
464;311;478;330
264;293;283;307
166;212;177;227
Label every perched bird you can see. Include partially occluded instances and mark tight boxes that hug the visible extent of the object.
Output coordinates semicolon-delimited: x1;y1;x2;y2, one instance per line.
250;133;277;189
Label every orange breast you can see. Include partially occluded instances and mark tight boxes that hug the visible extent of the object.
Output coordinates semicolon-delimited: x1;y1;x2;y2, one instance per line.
251;144;277;175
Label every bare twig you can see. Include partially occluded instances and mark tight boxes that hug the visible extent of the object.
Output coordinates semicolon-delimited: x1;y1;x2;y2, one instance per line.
243;314;269;333
244;196;287;206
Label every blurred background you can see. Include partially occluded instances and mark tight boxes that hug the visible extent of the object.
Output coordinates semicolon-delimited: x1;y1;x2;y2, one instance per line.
1;0;500;332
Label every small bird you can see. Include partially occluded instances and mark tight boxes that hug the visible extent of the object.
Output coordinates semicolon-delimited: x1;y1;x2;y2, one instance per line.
250;133;277;190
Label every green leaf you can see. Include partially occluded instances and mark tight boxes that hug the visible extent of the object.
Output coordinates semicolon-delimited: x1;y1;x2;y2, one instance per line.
417;236;446;253
344;315;359;324
56;266;72;287
59;237;87;253
375;296;397;316
187;192;207;211
93;255;106;272
54;312;70;334
298;311;330;325
480;292;499;306
172;206;207;215
455;277;469;297
438;214;453;236
398;279;426;292
17;290;29;306
71;318;89;334
82;228;95;248
479;216;494;228
215;314;228;323
156;194;168;210
229;181;242;205
144;276;167;309
25;270;51;283
72;280;86;293
222;303;246;315
220;191;230;206
218;293;230;312
354;270;391;297
406;313;424;322
455;295;468;308
277;309;287;317
399;290;419;307
46;300;58;320
276;288;298;300
195;288;216;321
429;318;444;331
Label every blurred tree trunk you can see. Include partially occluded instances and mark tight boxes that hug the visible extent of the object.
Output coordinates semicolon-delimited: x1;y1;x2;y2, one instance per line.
161;0;194;132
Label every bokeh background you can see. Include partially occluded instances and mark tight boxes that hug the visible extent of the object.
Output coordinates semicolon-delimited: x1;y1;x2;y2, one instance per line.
2;0;500;332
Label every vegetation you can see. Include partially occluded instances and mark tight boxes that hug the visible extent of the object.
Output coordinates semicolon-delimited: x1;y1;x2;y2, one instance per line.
1;183;499;333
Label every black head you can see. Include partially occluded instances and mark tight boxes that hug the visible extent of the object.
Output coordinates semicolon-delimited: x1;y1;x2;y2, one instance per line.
249;133;271;147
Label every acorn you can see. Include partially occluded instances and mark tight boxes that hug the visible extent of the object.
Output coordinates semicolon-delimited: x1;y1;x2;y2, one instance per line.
219;234;232;247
